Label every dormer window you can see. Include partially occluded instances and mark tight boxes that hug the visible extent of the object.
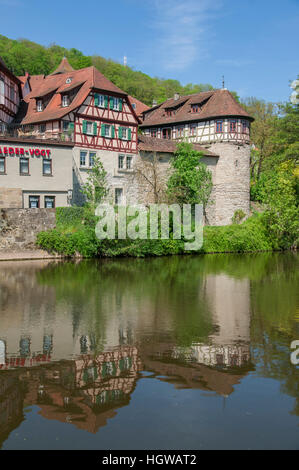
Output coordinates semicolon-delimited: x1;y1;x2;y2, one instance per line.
37;100;43;112
62;95;69;107
191;104;200;113
166;109;173;117
66;77;72;84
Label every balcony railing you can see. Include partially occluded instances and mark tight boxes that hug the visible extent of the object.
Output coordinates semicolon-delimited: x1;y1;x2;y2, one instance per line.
0;123;74;143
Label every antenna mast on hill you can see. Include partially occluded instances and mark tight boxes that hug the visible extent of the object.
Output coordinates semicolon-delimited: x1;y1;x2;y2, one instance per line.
124;55;127;67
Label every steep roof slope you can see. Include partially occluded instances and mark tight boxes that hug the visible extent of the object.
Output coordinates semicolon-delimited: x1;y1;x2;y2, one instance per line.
140;89;253;127
16;59;130;125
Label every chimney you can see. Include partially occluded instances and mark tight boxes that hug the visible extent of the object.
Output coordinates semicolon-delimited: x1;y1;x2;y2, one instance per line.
152;99;157;106
174;93;180;101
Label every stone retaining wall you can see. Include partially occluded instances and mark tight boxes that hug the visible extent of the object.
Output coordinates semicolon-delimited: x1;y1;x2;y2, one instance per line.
0;208;56;251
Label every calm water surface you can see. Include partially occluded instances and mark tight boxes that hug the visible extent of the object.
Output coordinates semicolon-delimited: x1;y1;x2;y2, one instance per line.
0;253;298;450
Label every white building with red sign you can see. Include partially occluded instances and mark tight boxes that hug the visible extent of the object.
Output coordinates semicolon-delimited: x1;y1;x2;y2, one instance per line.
0;136;73;208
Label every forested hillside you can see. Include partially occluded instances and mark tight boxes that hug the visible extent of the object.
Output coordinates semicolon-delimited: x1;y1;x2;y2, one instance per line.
0;35;214;106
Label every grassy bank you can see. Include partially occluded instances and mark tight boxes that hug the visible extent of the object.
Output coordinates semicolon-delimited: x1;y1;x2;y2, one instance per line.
36;207;277;258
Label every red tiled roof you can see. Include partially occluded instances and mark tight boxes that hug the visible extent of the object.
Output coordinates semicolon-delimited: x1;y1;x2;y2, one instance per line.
128;95;150;117
17;60;129;125
50;57;74;75
138;135;218;157
140;89;253;127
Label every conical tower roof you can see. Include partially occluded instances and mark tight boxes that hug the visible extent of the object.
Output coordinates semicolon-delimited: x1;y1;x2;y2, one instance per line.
50;57;74;75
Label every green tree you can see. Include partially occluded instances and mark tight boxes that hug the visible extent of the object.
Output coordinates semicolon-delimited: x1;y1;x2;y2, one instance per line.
242;97;278;180
261;161;299;249
81;156;108;206
167;142;213;212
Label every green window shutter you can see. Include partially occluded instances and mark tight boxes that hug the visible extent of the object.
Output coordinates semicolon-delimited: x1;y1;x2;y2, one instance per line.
118;126;122;139
93;122;97;135
104;95;108;108
111;126;115;138
110;97;114;110
69;122;74;131
128;128;132;140
101;124;105;137
82;120;87;134
119;99;123;112
94;93;99;106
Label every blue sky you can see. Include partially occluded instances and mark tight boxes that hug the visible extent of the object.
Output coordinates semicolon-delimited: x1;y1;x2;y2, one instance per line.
0;0;298;102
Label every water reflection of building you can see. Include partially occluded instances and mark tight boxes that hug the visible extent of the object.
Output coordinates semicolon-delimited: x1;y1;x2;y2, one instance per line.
0;259;254;444
0;345;141;444
171;274;251;369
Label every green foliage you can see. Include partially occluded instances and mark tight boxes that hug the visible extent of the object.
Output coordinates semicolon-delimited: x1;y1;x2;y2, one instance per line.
37;212;276;258
0;34;221;106
231;209;246;224
81;156;108;206
56;206;86;228
259;162;299;249
167;142;213;208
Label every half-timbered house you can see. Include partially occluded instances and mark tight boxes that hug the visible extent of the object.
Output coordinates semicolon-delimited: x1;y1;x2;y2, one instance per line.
0;57;22;134
15;58;140;205
139;90;254;225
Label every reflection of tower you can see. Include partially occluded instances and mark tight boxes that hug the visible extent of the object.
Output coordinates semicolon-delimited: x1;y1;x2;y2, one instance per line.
204;274;251;345
188;274;251;367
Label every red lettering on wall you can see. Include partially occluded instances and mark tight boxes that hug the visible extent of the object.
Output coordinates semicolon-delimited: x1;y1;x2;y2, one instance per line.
20;148;24;155
34;149;40;157
41;150;46;157
29;149;35;156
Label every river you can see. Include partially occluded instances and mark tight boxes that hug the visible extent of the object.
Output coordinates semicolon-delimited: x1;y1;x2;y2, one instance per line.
0;252;298;449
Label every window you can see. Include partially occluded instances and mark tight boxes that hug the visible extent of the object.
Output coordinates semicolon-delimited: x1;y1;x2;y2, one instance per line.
20;337;30;357
177;127;184;138
190;125;196;136
62;95;69;107
162;128;172;139
89;152;96;167
10;86;14;102
132;103;136;110
37;100;43;112
0;157;5;174
103;124;111;137
80;151;87;167
115;188;123;205
230;120;236;132
20;157;29;175
119;127;131;140
39;124;46;133
111;97;119;111
66;77;72;84
242;120;249;133
118;154;125;169
121;127;127;140
166;109;173;117
150;129;157;138
0;78;4;105
45;196;55;208
126;155;132;170
216;120;223;133
29;196;40;208
63;120;69;131
86;121;93;134
192;104;200;113
43;158;52;176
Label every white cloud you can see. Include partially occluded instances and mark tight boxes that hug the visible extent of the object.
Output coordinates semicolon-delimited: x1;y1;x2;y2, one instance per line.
149;0;223;71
